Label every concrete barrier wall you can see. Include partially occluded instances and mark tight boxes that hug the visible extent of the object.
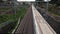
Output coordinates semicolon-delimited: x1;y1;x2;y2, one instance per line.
32;4;56;34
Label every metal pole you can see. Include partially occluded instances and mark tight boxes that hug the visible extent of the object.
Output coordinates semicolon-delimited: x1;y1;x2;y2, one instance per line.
14;0;16;19
44;2;49;20
46;2;49;12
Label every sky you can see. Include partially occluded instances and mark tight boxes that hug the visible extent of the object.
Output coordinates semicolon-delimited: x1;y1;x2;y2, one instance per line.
17;0;35;2
44;0;51;1
17;0;51;2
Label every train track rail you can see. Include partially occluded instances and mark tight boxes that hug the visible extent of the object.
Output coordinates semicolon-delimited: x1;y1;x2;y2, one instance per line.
15;6;34;34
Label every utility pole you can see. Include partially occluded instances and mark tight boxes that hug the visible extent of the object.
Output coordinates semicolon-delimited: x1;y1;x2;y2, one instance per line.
14;0;17;19
44;0;51;12
44;0;51;20
46;1;49;13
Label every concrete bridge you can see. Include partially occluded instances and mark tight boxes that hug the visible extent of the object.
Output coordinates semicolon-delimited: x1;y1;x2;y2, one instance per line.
14;4;56;34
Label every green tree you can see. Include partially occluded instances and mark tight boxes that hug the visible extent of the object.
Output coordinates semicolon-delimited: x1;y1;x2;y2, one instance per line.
0;0;3;3
49;0;60;6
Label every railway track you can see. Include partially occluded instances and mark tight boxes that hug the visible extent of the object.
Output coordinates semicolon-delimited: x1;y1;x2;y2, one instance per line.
15;5;56;34
0;4;56;34
15;6;34;34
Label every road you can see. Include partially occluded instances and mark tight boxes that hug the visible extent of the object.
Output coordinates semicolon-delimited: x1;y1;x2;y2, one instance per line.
36;6;60;34
15;6;34;34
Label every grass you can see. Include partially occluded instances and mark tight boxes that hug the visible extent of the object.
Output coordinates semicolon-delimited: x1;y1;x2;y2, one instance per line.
0;14;15;23
8;20;18;34
16;7;27;18
49;11;60;16
0;7;15;23
48;5;60;16
0;7;27;23
9;7;27;34
0;8;13;10
0;6;27;34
